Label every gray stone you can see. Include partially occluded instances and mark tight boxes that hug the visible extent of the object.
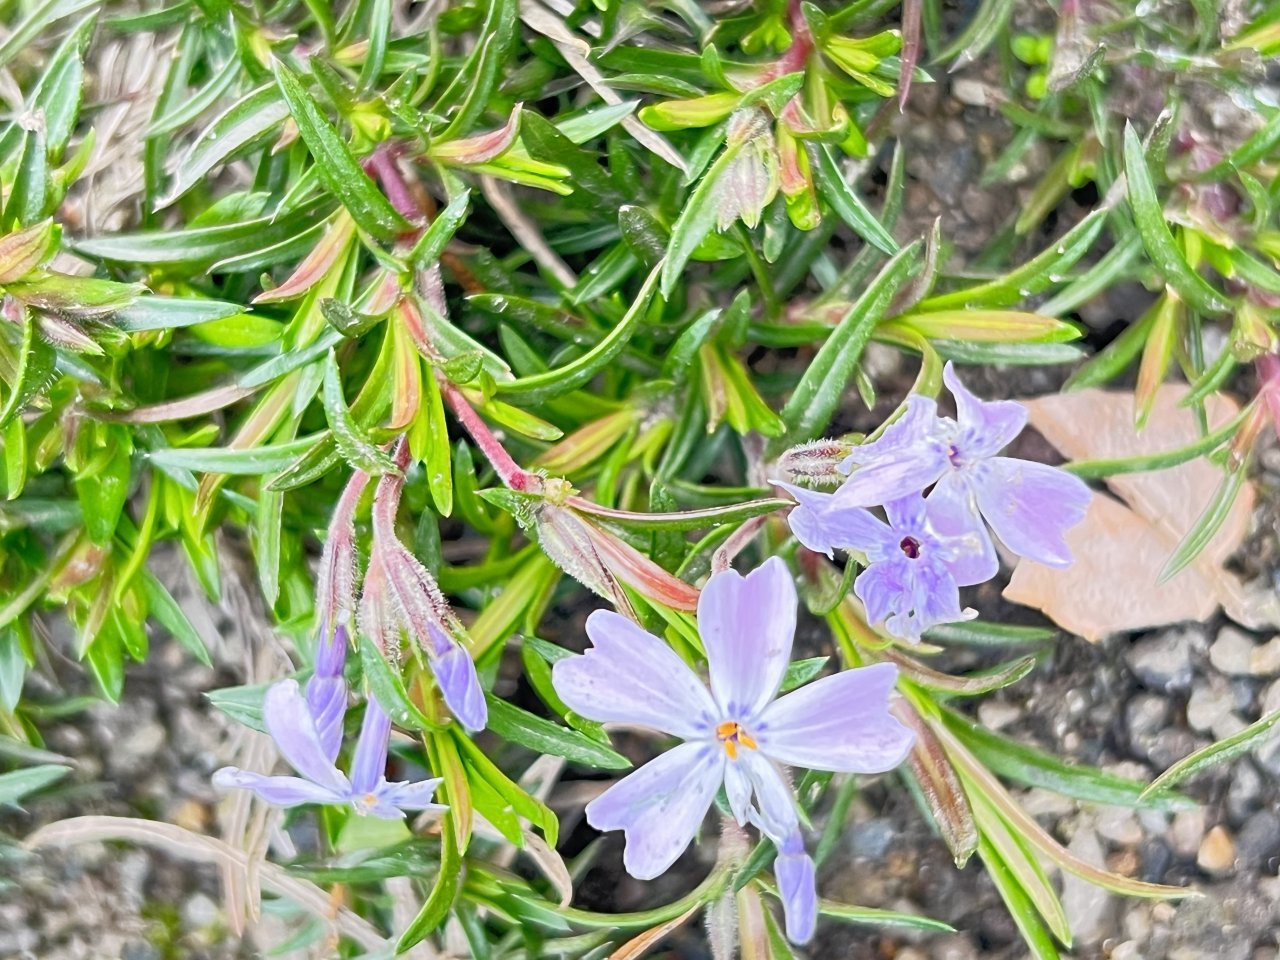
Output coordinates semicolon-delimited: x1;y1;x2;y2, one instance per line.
180;892;220;930
1250;636;1280;676
1210;628;1258;676
1187;681;1234;733
1227;761;1265;824
1060;826;1115;944
1236;809;1280;868
1126;629;1198;691
1169;809;1206;859
849;819;896;860
1126;693;1170;739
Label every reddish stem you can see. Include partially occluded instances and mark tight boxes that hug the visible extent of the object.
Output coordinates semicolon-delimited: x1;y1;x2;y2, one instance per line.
364;143;424;227
438;375;539;492
371;438;413;539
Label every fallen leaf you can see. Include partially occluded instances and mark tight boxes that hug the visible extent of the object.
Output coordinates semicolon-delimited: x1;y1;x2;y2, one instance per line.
1004;384;1280;641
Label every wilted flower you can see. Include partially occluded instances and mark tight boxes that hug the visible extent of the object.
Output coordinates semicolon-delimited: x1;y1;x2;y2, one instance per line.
779;486;991;641
552;558;913;943
213;680;444;820
838;363;1091;567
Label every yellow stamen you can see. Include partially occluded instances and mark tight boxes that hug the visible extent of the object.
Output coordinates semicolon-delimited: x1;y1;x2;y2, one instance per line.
715;720;757;758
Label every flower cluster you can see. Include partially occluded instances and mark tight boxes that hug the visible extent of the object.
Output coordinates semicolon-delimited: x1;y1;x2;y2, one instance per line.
214;443;487;815
552;558;914;943
777;364;1091;641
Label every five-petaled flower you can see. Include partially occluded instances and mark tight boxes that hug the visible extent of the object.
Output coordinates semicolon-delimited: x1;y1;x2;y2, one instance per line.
213;678;444;820
837;362;1090;568
552;558;914;944
779;488;993;641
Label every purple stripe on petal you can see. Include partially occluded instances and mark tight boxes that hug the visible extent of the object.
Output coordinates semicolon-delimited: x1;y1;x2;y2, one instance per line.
212;767;345;807
758;663;914;773
840;395;940;471
585;741;725;881
969;457;1091;567
263;680;350;794
349;698;393;795
775;842;817;945
697;558;796;720
835;443;950;510
426;623;488;732
554;611;717;740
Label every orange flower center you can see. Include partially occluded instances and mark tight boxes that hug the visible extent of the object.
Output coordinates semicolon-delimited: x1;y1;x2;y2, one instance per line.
715;720;758;760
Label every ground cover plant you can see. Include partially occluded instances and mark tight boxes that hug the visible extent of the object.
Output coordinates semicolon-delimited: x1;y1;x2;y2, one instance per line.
2;0;1280;957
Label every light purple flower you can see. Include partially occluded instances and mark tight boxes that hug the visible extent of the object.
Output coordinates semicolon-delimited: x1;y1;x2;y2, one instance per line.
836;363;1091;568
782;488;990;641
213;679;444;820
552;558;914;944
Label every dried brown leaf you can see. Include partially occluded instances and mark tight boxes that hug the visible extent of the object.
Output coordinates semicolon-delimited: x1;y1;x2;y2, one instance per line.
1004;385;1280;640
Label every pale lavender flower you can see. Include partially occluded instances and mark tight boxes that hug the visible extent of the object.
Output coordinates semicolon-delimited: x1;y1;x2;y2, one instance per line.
552;558;913;944
213;680;444;820
836;363;1091;567
780;488;991;641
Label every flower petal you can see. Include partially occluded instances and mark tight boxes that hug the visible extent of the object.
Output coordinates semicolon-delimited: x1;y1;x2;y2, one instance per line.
775;835;817;945
758;663;914;772
855;551;969;642
263;679;350;794
840;394;941;471
553;610;718;740
969;457;1091;567
378;777;446;812
736;749;800;842
923;478;998;587
427;622;488;732
835;401;950;508
585;742;725;880
697;558;796;720
944;362;1027;459
775;481;894;558
349;699;392;794
212;767;345;807
304;674;348;765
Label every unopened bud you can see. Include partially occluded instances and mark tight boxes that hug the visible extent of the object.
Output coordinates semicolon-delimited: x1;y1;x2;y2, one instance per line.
774;439;854;486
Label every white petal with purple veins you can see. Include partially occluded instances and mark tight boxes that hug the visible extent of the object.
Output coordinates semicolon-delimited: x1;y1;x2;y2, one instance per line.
697;558;796;719
758;664;914;772
554;610;717;740
585;742;725;880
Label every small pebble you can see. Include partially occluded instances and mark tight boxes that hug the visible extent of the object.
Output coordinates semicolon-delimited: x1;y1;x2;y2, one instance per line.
1126;629;1198;691
1197;825;1237;875
1210;628;1258;677
1249;637;1280;676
